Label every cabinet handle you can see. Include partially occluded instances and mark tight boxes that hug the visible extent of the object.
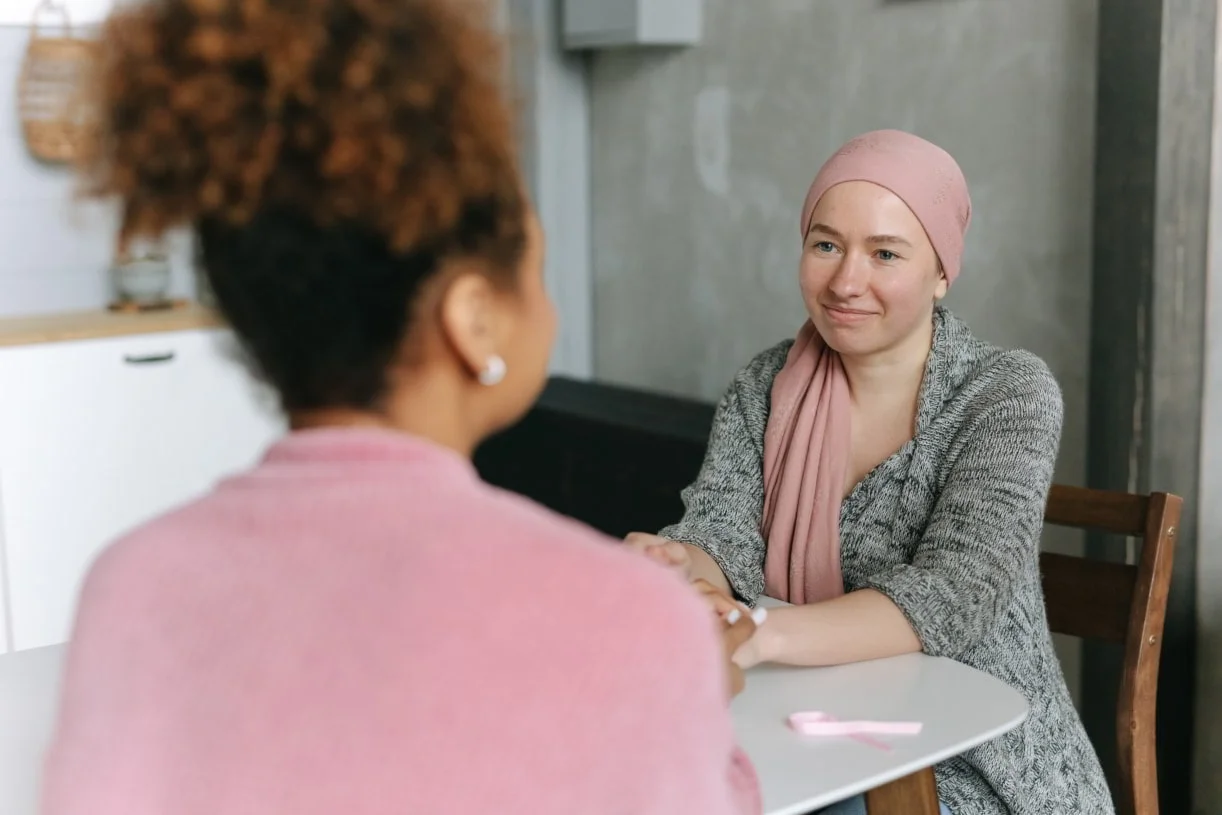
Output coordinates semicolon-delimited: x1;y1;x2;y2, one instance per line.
123;352;176;365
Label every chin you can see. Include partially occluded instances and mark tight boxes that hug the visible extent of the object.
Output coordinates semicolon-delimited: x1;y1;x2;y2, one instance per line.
813;318;868;352
823;336;873;358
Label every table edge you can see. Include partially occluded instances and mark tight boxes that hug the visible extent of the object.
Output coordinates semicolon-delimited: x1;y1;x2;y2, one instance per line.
764;706;1030;815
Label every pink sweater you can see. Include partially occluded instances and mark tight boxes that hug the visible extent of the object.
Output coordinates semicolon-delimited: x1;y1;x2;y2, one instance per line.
42;428;760;815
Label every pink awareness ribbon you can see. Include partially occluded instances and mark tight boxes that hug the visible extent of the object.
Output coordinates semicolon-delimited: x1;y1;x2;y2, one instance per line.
787;711;923;751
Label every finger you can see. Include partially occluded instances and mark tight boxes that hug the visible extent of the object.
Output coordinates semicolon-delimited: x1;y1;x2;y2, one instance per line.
705;593;742;619
623;532;654;551
651;543;686;567
625;534;682;565
626;535;670;564
725;662;746;698
721;610;757;653
692;579;749;619
690;580;736;609
642;545;672;564
659;540;688;562
731;644;757;671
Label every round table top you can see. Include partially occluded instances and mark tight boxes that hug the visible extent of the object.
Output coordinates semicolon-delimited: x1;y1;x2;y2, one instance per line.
732;650;1028;814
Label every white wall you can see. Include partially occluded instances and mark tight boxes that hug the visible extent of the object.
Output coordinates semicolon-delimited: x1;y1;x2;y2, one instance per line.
1;3;578;350
0;0;112;27
0;22;195;318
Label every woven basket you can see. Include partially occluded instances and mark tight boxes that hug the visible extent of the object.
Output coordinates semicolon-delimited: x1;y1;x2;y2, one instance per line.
17;0;99;164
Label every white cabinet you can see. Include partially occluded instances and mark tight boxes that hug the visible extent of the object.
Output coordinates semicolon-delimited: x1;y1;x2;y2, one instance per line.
0;328;284;652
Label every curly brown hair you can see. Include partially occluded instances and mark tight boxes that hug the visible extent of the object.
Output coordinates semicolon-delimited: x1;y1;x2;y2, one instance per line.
84;0;528;411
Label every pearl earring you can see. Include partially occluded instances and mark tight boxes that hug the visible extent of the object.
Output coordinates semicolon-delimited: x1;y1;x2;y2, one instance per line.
478;354;506;386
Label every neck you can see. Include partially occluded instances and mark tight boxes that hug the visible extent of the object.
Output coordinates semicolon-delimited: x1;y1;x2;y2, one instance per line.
290;371;484;458
840;313;935;403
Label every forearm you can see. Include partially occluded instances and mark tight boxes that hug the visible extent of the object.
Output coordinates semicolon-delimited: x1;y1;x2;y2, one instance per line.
685;544;733;596
756;589;921;667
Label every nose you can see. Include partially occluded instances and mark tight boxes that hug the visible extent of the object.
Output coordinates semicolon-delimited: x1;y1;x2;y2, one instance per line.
826;252;869;300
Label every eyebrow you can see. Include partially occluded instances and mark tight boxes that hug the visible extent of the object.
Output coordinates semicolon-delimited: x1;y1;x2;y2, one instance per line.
808;222;914;247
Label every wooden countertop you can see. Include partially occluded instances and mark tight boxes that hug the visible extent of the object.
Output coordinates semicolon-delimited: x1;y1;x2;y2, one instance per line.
0;303;224;348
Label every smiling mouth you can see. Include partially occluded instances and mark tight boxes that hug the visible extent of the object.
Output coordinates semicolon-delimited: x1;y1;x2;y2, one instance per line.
822;304;876;317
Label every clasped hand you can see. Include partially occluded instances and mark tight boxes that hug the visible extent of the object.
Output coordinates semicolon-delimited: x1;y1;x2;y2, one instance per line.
624;532;766;691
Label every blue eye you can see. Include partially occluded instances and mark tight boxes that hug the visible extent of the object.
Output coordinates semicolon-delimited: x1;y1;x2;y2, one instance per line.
876;249;898;261
814;241;836;253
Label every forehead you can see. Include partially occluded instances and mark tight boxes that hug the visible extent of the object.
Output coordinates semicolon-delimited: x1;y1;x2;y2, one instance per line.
810;181;923;235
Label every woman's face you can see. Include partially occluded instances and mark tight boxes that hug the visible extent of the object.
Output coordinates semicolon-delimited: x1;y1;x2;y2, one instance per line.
799;181;947;359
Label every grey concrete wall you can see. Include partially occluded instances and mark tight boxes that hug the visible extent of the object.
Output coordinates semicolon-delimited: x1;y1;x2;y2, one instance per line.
588;0;1097;695
1197;137;1222;810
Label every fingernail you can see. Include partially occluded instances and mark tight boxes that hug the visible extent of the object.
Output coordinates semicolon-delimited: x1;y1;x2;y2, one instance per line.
751;607;768;625
726;609;742;624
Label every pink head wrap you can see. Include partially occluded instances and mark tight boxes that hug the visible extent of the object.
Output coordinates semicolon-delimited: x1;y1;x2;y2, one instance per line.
799;129;972;283
761;130;971;605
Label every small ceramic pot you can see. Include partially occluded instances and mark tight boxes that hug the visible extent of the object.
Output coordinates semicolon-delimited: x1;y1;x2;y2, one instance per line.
113;254;171;304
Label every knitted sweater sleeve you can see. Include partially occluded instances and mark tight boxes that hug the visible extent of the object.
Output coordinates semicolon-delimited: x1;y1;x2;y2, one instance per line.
861;352;1064;659
657;343;789;605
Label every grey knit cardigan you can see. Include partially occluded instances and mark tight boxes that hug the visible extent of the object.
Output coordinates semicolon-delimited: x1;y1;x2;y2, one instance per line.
660;308;1113;815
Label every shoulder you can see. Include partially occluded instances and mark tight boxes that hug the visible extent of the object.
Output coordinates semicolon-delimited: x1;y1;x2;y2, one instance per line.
477;482;636;565
972;349;1062;407
699;338;793;454
721;338;792;417
737;339;792;388
481;485;716;613
939;311;1062;419
482;486;724;669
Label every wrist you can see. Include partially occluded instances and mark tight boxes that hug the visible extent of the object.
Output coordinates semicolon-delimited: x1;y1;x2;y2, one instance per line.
753;612;785;664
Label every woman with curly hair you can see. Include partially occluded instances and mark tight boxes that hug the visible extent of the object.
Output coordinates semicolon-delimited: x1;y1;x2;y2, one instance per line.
39;2;761;813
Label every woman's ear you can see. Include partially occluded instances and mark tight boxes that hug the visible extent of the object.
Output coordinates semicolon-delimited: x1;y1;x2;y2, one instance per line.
437;270;504;381
933;262;949;301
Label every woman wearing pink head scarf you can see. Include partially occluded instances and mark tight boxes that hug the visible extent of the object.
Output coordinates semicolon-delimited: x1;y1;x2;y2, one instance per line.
628;131;1112;815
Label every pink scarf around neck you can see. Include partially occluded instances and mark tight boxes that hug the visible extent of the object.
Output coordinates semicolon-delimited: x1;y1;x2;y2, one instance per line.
761;321;850;605
760;129;971;605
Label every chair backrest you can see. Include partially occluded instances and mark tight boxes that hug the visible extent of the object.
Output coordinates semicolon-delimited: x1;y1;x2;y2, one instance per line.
1041;484;1182;815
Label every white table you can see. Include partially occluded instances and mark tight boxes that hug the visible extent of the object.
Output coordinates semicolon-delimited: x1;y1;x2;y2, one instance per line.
1;641;1027;815
731;598;1028;814
0;645;63;815
732;654;1028;814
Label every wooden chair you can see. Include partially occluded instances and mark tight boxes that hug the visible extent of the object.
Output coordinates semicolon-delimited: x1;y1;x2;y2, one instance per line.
1041;484;1182;815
